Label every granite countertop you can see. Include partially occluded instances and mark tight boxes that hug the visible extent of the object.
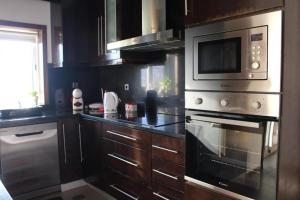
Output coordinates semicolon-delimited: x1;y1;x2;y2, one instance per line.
0;110;186;139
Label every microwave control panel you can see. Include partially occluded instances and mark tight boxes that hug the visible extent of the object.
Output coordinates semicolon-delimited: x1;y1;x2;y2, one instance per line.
248;26;268;78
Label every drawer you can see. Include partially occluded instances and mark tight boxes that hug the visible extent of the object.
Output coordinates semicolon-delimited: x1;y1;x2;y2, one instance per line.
152;183;184;200
152;134;184;165
152;158;184;191
103;138;151;184
103;123;151;148
107;171;152;200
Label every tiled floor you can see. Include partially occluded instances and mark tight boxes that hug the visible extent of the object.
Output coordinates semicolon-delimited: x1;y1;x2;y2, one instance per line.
34;185;115;200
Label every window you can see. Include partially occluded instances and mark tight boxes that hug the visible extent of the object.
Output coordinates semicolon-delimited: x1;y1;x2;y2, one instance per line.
0;22;47;110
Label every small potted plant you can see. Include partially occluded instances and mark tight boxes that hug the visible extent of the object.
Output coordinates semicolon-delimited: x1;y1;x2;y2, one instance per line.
30;91;39;107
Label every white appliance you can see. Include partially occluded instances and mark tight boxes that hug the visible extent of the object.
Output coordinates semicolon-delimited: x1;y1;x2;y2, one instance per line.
72;88;83;111
103;92;119;113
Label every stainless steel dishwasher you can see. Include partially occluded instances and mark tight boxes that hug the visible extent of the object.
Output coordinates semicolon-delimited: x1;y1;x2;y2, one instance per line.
0;123;60;200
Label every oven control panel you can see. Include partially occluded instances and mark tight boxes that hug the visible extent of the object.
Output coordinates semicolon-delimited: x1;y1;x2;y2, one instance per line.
185;91;280;117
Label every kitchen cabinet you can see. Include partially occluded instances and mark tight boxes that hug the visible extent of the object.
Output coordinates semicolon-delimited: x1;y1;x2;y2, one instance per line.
185;0;283;26
102;123;151;183
80;118;104;188
57;117;83;183
61;0;89;67
87;0;142;66
185;181;236;200
151;134;185;200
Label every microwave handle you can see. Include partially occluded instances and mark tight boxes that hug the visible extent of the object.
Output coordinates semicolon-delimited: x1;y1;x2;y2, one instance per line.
189;115;261;129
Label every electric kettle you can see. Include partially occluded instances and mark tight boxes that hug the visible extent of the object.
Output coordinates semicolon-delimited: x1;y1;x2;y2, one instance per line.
103;92;119;113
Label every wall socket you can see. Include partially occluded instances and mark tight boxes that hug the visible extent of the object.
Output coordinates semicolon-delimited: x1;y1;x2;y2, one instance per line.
124;84;129;91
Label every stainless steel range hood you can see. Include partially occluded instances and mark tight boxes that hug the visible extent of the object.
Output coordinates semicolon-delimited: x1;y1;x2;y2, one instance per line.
107;0;184;51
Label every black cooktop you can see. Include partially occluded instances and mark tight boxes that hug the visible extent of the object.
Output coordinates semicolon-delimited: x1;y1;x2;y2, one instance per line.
87;112;185;128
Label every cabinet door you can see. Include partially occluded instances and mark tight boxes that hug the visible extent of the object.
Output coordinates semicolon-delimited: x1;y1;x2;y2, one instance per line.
62;0;89;67
185;0;283;26
58;117;83;183
80;118;104;187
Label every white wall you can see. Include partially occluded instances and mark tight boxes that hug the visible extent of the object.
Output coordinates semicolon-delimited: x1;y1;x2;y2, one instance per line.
0;0;52;63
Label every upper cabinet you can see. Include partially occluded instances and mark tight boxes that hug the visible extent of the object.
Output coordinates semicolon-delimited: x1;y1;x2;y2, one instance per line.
61;0;89;67
88;0;143;66
185;0;284;26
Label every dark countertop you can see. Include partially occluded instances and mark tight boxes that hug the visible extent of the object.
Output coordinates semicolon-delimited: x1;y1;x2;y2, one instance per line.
0;110;186;139
81;112;186;139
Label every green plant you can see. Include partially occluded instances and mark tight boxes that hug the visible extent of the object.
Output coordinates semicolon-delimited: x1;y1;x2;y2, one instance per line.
160;77;172;94
30;91;38;97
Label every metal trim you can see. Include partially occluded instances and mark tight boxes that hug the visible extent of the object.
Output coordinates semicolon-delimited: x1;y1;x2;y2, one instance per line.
153;192;170;200
189;115;260;128
106;130;137;141
110;185;139;200
62;123;67;165
78;123;83;163
184;176;254;200
107;153;138;167
153;169;178;180
152;145;178;154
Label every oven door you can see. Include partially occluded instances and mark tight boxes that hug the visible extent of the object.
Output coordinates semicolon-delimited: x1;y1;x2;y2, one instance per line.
193;27;267;80
185;115;277;199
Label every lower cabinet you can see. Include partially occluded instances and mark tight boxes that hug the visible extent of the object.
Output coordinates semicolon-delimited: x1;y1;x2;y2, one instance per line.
58;118;237;200
80;118;104;187
57;117;83;183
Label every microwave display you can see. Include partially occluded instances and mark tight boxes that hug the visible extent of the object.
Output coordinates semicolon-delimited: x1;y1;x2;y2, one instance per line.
198;38;241;74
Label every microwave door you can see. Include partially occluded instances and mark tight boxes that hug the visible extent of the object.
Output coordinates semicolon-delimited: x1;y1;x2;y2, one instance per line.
193;30;249;80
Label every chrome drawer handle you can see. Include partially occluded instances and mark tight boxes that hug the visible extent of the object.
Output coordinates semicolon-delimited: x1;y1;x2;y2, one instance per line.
62;123;67;164
153;192;170;200
106;130;137;141
107;153;138;167
153;169;178;180
110;185;139;200
152;145;178;154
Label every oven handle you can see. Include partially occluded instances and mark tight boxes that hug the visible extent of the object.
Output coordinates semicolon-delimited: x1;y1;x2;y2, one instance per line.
189;115;261;129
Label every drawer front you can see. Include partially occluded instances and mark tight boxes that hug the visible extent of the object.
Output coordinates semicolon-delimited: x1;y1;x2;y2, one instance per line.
103;123;150;148
107;171;152;200
152;158;184;191
103;138;150;184
152;135;184;165
152;183;184;200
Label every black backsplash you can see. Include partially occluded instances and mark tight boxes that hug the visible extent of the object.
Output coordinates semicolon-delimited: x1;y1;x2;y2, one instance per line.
48;49;185;112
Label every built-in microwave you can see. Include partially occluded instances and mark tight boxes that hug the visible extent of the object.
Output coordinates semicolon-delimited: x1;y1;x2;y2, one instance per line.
185;11;282;93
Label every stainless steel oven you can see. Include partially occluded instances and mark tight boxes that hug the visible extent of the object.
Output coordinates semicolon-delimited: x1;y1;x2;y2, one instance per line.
185;10;282;92
185;112;279;200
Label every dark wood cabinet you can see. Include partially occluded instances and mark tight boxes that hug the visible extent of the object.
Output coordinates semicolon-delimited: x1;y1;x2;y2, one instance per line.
151;134;185;200
80;118;104;187
57;117;83;183
185;0;283;26
61;0;89;67
87;0;142;66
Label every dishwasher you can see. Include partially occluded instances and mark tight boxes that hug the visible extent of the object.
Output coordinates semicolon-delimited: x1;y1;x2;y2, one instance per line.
0;123;60;200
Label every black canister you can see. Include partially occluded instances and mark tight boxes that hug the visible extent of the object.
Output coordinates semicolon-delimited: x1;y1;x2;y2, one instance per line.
145;90;157;115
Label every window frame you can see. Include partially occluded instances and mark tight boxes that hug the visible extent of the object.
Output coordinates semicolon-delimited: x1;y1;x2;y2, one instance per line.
0;20;49;106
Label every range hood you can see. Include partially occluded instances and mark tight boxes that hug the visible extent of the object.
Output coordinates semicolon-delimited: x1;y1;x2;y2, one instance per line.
107;0;184;51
